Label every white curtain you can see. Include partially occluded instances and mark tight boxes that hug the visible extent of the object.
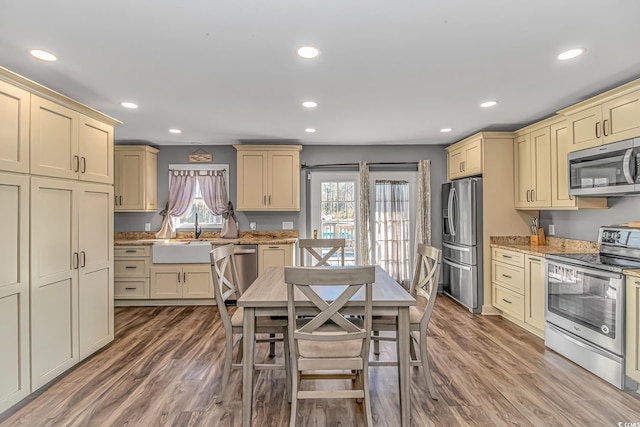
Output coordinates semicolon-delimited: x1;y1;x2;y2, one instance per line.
375;180;410;286
414;160;431;246
156;171;197;238
197;171;228;215
358;161;371;265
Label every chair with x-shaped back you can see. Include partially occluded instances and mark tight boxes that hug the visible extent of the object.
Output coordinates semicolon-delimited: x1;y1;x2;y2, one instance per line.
298;238;345;266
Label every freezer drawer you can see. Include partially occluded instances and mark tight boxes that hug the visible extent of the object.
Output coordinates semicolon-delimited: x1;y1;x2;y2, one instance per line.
442;241;477;265
442;257;480;313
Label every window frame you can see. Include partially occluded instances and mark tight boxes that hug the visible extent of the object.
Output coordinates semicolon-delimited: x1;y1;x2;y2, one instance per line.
169;163;229;230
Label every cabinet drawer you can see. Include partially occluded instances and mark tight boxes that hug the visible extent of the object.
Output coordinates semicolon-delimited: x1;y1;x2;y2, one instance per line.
115;246;151;257
493;284;525;321
492;262;524;294
114;259;149;276
115;278;149;299
492;248;525;268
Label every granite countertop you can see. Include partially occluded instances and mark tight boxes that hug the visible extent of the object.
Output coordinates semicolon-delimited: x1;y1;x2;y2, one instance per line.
625;269;640;279
490;236;599;256
115;231;298;246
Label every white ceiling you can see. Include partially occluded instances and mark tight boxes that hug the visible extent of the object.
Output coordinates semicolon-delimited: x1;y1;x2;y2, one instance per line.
1;0;640;146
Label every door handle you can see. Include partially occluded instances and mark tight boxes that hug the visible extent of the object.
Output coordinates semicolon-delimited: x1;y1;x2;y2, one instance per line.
125;287;136;290
531;189;535;201
178;273;181;283
73;252;79;269
526;189;530;202
183;272;186;282
263;195;267;205
623;148;635;184
603;119;609;136
80;251;86;268
115;195;118;206
501;298;513;304
313;229;318;239
268;195;271;205
73;155;80;172
443;258;471;271
119;195;122;205
595;121;601;138
81;157;86;173
502;274;512;279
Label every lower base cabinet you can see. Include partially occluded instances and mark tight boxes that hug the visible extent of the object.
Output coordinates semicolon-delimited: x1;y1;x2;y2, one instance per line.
258;244;294;275
626;275;640;383
150;264;213;299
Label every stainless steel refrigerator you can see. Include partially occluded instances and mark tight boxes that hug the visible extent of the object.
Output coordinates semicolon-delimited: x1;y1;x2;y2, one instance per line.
441;177;483;313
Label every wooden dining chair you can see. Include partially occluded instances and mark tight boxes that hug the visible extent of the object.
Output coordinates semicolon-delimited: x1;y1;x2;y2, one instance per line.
285;266;375;427
298;238;345;266
210;244;290;404
370;243;442;400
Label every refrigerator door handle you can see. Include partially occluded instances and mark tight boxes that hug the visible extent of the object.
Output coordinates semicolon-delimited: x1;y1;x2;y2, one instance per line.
448;187;456;237
442;242;470;252
443;257;471;271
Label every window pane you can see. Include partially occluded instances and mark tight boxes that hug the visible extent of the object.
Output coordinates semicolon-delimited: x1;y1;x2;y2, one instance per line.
319;180;356;265
175;181;223;227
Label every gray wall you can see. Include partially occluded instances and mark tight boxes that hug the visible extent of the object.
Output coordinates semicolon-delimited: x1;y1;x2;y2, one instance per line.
539;196;640;241
114;144;448;250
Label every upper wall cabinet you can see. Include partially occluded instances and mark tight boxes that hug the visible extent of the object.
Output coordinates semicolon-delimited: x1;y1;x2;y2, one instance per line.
446;136;482;180
30;96;114;184
514;117;607;211
114;145;159;212
560;79;640;153
0;81;30;173
234;145;302;211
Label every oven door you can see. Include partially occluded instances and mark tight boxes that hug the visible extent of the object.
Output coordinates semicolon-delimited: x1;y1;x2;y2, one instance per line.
545;260;624;355
568;138;639;196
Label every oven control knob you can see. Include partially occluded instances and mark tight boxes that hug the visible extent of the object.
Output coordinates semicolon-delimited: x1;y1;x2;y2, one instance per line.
602;231;611;240
613;232;621;241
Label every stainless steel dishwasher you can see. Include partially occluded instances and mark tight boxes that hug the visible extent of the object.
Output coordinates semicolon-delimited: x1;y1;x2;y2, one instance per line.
233;244;258;294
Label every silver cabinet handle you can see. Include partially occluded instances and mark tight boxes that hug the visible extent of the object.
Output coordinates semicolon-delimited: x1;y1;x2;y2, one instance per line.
531;189;535;201
502;255;513;259
73;155;80;172
603;119;609;136
526;189;530;202
502;274;512;279
80;251;86;268
81;157;86;173
501;298;513;304
125;287;136;290
528;257;541;262
73;252;79;269
595;121;601;138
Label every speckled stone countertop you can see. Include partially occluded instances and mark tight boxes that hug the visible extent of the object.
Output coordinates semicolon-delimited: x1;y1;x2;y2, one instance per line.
490;236;599;256
115;231;298;246
625;269;640;279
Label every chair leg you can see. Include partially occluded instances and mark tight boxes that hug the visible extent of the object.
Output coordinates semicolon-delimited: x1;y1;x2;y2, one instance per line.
283;330;292;403
420;333;438;400
269;333;276;357
234;337;243;364
355;370;363;404
409;334;418;363
373;330;380;355
289;371;299;427
362;368;373;427
216;332;234;404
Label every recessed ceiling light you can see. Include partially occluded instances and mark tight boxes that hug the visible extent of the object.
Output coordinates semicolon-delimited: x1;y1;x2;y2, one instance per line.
440;128;453;133
480;100;498;108
305;128;316;133
297;46;320;59
169;129;182;134
557;48;585;60
120;102;138;109
29;49;57;62
302;101;318;108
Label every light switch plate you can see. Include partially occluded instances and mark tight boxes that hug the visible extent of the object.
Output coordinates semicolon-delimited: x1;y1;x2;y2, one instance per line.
145;222;151;231
282;221;294;230
548;224;555;236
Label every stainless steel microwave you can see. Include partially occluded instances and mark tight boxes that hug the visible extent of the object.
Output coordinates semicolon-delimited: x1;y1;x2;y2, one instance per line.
568;138;640;196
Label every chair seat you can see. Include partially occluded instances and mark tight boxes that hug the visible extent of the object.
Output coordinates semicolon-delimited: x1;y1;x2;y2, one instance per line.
372;305;424;326
296;319;364;358
231;307;288;328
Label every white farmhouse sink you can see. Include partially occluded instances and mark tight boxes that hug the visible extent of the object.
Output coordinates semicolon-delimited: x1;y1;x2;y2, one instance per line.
152;241;212;263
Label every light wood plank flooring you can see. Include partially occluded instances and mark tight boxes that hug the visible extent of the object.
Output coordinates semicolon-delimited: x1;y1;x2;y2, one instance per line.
2;296;640;426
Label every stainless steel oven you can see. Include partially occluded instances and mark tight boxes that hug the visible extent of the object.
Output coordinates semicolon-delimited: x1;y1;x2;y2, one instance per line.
568;138;640;196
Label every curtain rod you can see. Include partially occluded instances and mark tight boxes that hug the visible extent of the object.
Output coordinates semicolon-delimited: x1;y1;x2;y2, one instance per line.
301;160;429;169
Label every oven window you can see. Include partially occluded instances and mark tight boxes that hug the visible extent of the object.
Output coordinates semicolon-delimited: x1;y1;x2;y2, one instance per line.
570;152;632;190
547;264;618;338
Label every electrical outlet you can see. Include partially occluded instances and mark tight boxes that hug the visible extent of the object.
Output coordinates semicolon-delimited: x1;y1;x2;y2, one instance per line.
282;221;293;230
250;222;257;231
144;222;151;231
548;224;555;236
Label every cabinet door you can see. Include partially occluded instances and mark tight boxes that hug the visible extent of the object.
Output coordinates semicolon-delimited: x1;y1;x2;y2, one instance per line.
514;134;532;208
236;151;268;210
30;178;79;390
115;149;144;211
530;128;551;207
258;245;293;275
144;149;158;211
462;139;482;177
150;266;182;298
268;150;300;210
78;183;113;359
183;265;213;298
550;121;576;208
0;173;30;412
78;115;113;184
30;96;80;180
627;276;640;383
524;256;545;334
566;105;602;153
0;81;30;173
447;148;463;180
603;89;640;144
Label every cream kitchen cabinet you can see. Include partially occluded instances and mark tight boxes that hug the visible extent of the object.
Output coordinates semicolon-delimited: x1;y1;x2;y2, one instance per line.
446;137;482;180
234;145;302;211
114;145;158;212
514;128;551;209
258;244;294;275
114;246;151;299
0;173;30;413
626;274;640;384
0;81;30;174
30;177;114;390
560;80;640;153
150;264;213;299
30;96;114;184
491;247;544;338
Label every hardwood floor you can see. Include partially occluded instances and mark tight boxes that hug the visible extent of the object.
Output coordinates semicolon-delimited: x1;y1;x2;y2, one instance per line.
2;296;640;426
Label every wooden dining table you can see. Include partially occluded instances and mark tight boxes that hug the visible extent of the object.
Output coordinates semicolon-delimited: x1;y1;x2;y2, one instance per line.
237;265;416;427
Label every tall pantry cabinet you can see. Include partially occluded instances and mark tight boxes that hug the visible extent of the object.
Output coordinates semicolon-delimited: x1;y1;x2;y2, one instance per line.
0;67;120;413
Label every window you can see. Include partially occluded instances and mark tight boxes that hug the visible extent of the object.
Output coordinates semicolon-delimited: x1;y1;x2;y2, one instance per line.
170;164;229;229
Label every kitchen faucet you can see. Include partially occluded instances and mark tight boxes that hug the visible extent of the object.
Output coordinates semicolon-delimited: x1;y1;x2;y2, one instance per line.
194;212;202;239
